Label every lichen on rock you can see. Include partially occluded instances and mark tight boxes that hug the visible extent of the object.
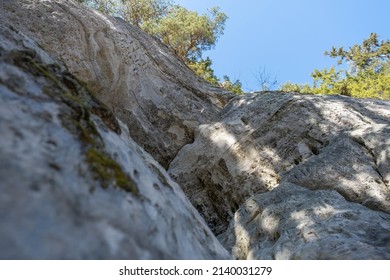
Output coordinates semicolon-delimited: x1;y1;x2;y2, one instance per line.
86;147;138;194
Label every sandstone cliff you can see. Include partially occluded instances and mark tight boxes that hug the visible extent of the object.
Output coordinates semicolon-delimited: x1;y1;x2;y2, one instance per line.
0;0;389;260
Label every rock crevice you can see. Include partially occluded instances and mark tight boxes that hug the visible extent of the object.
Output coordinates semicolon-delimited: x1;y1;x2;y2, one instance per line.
0;23;230;259
1;0;389;260
170;93;390;259
0;0;233;168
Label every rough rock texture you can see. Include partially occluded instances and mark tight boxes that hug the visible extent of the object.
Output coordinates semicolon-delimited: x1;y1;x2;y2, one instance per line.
218;183;390;260
0;0;233;168
169;93;390;236
0;24;230;259
1;0;390;261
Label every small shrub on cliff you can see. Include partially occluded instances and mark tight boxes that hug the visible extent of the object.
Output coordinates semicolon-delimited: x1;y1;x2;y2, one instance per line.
187;57;243;94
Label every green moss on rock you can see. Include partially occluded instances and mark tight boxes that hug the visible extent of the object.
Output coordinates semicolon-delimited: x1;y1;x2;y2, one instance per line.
86;148;139;194
9;49;121;135
8;48;137;195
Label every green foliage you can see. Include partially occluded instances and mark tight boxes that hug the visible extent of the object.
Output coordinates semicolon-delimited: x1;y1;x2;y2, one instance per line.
343;71;389;99
310;67;346;95
188;57;243;94
78;0;238;93
120;0;171;27
220;75;243;95
81;1;226;62
144;5;227;61
280;82;311;94
325;33;390;74
188;57;219;85
280;33;390;100
82;0;117;14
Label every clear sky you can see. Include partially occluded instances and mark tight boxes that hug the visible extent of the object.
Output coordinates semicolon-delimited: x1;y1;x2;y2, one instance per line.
174;0;390;91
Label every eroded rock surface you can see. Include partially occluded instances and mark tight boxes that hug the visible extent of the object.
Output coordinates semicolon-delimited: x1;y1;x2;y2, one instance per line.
1;0;389;261
0;0;233;168
169;93;390;237
218;183;390;259
0;24;230;259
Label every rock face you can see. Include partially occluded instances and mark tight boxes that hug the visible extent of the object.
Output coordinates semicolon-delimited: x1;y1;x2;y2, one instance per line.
1;0;390;260
169;93;390;259
169;93;390;235
0;0;233;168
218;183;390;260
0;24;230;259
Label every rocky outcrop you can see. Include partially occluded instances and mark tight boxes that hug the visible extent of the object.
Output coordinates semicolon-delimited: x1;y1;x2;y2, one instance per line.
218;183;390;259
169;92;390;259
0;0;233;168
1;0;389;260
169;93;390;235
0;24;230;259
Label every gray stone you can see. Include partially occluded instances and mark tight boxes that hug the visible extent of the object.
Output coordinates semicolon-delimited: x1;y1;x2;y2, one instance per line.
0;0;233;168
1;0;390;261
218;183;390;260
169;93;390;234
0;24;229;259
283;125;390;213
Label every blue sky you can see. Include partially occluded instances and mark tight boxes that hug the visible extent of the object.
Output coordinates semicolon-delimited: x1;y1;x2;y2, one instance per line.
174;0;390;91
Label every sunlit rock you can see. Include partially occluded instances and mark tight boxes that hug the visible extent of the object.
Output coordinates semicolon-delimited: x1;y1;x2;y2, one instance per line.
1;0;389;260
169;93;390;235
218;183;390;259
0;24;229;259
0;0;233;168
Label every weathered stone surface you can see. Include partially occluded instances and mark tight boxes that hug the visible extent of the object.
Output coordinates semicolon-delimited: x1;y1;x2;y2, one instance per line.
283;125;390;212
218;183;390;260
0;24;230;259
1;0;389;261
0;0;233;168
169;93;390;235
